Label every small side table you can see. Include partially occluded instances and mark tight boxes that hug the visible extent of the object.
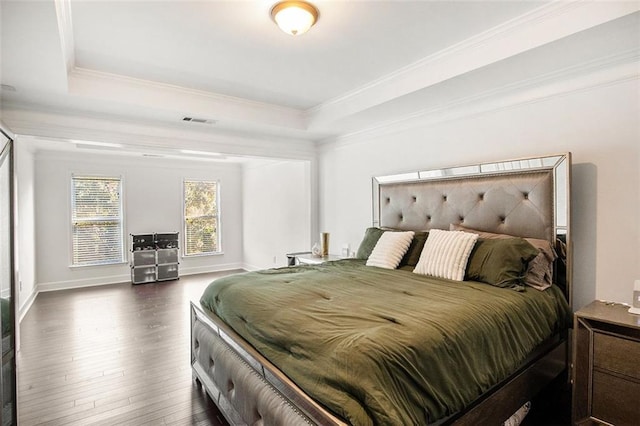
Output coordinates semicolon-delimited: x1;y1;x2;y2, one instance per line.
572;300;640;425
286;252;342;266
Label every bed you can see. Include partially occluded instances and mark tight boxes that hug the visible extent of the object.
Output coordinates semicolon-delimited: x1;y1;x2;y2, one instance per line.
191;153;572;425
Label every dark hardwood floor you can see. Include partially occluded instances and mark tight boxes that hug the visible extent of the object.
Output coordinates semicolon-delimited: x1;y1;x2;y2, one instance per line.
17;272;239;425
17;270;571;425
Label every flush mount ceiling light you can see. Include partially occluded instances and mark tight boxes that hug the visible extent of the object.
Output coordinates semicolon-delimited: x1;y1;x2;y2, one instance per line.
270;1;319;36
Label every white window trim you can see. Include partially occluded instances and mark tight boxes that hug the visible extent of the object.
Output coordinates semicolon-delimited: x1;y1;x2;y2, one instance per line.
69;174;126;267
183;179;222;257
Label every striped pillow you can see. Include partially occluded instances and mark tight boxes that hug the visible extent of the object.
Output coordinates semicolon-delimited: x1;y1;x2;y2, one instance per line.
414;229;478;281
366;231;415;269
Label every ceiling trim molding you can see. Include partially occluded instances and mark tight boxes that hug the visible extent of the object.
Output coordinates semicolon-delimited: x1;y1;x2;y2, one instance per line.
69;68;300;115
318;54;639;150
54;0;75;73
31;142;245;170
1;108;317;161
0;121;16;140
68;67;308;131
52;0;308;132
306;1;640;130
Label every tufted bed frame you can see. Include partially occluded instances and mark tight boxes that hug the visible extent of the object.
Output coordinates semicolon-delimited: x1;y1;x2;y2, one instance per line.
191;153;572;425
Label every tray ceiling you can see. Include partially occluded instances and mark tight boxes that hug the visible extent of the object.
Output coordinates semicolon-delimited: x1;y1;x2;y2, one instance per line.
1;0;638;151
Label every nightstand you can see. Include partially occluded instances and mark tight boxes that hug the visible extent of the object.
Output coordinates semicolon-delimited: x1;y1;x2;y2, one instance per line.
572;301;640;426
286;252;342;266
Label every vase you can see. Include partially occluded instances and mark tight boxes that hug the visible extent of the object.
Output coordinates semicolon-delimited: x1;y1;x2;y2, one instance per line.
321;232;330;257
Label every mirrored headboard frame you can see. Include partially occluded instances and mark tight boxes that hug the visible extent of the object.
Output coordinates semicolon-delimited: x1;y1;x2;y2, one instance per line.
372;153;572;307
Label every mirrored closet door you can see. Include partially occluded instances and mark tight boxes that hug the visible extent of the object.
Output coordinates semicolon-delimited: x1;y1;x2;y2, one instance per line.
0;129;16;425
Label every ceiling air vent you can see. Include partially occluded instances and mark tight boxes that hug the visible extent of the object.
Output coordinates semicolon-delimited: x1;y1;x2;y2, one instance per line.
182;117;216;125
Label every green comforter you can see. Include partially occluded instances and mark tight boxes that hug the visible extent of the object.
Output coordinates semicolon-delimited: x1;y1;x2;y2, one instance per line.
200;259;570;425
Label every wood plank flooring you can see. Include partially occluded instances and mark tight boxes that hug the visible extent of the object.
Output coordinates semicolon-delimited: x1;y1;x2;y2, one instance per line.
17;272;239;425
17;270;570;425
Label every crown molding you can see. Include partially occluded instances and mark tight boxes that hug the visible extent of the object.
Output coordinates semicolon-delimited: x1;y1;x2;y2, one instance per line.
54;0;75;73
68;67;307;131
1;121;16;140
32;143;244;170
1;107;317;161
53;0;306;131
318;53;639;151
306;1;640;130
70;67;301;116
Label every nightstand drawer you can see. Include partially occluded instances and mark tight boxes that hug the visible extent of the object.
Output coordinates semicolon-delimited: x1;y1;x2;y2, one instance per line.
592;370;640;426
593;332;640;380
572;301;640;425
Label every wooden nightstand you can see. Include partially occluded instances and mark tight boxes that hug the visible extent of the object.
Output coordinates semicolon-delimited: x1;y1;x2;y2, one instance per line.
572;301;640;426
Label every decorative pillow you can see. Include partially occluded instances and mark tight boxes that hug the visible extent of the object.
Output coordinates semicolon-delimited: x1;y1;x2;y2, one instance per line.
356;227;385;260
413;229;478;281
466;238;539;290
450;224;557;290
366;231;415;269
399;231;429;267
524;239;557;290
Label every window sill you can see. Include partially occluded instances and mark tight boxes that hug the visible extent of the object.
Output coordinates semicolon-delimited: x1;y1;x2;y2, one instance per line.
182;251;224;259
69;261;128;269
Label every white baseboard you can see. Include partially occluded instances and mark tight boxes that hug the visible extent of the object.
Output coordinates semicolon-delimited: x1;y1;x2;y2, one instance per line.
38;274;132;292
180;262;244;276
36;263;246;293
18;289;38;324
242;263;266;272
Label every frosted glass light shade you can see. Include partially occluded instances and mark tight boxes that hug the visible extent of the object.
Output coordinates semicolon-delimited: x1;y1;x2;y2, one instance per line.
271;1;318;36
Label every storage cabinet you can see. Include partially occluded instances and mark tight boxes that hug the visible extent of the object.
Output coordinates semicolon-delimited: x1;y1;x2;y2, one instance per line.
132;250;155;266
572;301;640;426
130;233;179;284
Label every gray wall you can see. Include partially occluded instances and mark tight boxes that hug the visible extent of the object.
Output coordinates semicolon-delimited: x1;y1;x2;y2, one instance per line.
33;150;244;291
242;159;311;270
319;78;640;310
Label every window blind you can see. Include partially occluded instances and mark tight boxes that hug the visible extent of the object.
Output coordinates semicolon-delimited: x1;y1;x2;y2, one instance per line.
184;180;219;255
71;176;124;266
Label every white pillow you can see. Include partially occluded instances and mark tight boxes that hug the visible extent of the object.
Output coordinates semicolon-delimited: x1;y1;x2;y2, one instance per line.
414;229;478;281
366;231;415;269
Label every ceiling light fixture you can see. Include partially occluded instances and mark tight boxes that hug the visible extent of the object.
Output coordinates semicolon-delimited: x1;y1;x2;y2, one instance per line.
270;1;319;36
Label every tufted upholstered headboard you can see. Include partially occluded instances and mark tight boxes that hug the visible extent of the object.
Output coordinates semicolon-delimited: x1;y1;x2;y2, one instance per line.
377;170;554;241
372;153;572;305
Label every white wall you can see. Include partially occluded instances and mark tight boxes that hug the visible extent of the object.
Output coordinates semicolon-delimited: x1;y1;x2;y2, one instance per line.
34;150;243;291
243;159;311;270
319;79;640;310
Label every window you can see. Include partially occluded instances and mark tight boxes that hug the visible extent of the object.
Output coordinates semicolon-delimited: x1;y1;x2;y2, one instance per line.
184;180;220;256
71;176;124;266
